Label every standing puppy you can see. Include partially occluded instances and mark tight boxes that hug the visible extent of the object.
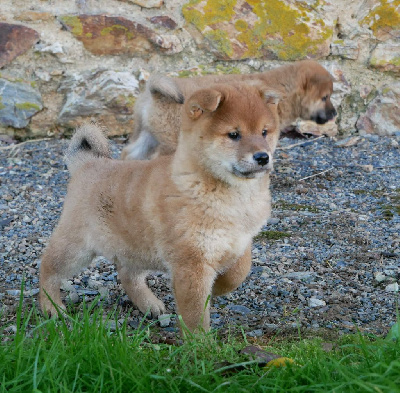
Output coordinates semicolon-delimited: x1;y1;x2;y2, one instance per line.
121;60;336;160
40;83;280;333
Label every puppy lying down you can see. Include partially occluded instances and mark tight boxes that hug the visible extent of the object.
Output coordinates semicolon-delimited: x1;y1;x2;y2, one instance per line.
40;83;281;333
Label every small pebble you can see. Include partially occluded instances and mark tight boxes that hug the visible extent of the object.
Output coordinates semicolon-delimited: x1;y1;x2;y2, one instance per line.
158;314;171;328
309;298;326;308
385;283;399;292
374;272;386;282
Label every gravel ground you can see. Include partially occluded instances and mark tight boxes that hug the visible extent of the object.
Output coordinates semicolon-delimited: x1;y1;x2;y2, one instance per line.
1;133;399;339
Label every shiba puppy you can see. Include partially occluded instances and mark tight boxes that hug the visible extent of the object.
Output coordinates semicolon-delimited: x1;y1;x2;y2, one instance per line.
122;60;336;160
40;83;280;332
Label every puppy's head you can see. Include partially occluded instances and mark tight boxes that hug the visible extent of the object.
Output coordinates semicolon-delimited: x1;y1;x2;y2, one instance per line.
298;61;337;125
181;83;281;184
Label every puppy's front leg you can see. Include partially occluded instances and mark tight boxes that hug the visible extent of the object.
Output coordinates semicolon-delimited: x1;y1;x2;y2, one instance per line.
172;263;216;333
213;245;252;297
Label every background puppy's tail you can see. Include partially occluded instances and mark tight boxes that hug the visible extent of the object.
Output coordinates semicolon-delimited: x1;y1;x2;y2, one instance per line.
65;122;111;175
147;74;185;104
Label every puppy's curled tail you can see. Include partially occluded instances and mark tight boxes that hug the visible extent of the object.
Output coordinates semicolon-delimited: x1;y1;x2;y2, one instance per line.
65;122;111;175
148;74;185;104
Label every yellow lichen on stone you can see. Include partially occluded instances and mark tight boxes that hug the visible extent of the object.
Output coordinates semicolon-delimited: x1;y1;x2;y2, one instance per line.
100;25;134;40
125;94;136;108
0;97;5;110
215;64;241;73
234;19;247;32
244;0;331;60
204;29;234;58
361;0;400;36
371;56;400;67
60;16;84;36
183;0;237;31
182;0;332;60
15;102;41;111
113;94;136;108
176;64;241;77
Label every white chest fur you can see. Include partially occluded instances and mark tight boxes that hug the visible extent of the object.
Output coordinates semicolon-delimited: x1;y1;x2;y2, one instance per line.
173;175;271;270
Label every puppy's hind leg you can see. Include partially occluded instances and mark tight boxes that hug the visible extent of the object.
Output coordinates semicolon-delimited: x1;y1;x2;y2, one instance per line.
115;260;165;318
39;236;94;317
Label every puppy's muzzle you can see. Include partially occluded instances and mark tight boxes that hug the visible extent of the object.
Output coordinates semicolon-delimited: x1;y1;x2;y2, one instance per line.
312;108;337;124
253;151;269;167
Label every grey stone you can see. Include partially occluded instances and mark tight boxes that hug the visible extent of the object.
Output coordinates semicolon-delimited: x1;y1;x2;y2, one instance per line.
58;69;139;133
76;289;98;296
284;271;316;280
263;323;279;331
106;321;117;331
267;217;280;225
88;279;100;289
60;280;75;292
309;297;326;307
247;329;263;337
385;283;399;292
0;78;43;128
331;40;359;60
370;41;400;74
6;290;21;296
35;42;71;63
357;83;400;136
67;290;80;304
374;272;386;282
4;325;17;334
158;313;171;327
97;287;109;299
227;304;251;315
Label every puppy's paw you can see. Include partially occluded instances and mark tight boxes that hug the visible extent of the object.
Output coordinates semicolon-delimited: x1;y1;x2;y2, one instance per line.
40;300;66;318
137;297;166;319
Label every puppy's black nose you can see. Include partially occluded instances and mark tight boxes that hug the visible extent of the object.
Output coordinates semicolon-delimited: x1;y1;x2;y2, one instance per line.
253;152;269;166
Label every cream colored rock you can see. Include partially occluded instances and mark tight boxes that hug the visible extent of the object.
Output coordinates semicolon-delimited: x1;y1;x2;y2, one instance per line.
370;41;400;74
119;0;164;8
357;82;400;136
296;120;338;137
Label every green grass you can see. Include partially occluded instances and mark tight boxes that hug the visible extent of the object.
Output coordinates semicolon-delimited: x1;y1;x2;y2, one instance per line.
254;230;291;241
1;289;400;392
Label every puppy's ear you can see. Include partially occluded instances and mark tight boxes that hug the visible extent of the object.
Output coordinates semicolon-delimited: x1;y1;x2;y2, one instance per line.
260;89;282;105
186;89;223;119
304;73;335;89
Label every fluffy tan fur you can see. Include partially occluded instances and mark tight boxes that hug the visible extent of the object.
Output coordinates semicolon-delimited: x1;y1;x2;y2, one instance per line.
122;60;336;161
39;83;281;333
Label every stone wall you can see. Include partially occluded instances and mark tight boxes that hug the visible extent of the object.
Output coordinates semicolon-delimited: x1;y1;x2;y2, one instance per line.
0;0;399;140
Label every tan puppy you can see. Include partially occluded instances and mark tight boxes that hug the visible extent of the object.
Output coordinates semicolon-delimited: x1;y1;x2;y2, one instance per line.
39;83;281;333
121;60;336;160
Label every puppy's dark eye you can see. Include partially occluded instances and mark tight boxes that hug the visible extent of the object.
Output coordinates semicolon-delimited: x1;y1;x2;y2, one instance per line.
228;131;241;141
322;95;329;102
262;129;268;138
